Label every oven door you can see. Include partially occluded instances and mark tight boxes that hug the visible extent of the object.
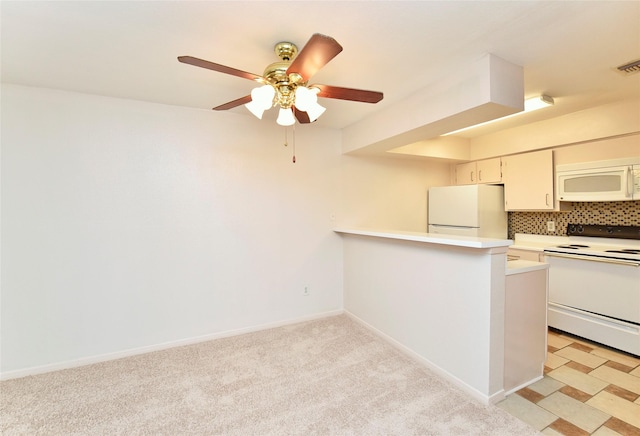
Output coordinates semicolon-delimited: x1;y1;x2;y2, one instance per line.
544;252;640;323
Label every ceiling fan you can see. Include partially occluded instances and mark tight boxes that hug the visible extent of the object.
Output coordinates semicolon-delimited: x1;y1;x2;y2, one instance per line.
178;33;384;126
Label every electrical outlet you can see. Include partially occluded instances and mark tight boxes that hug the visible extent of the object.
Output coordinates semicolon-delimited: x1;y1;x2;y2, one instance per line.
303;286;310;296
547;221;556;232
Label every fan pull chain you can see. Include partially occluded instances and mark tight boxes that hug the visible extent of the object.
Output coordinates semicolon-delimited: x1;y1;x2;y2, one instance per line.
282;126;296;163
292;124;296;163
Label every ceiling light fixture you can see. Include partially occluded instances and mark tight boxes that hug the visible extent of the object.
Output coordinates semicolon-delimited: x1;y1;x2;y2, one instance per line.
179;34;383;129
524;94;555;111
442;95;554;136
241;41;327;126
245;83;326;126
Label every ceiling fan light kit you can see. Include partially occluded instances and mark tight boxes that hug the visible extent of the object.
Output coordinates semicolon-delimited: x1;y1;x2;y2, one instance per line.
178;33;383;127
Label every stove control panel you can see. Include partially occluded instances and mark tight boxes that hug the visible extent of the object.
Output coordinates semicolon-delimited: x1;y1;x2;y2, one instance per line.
566;224;640;240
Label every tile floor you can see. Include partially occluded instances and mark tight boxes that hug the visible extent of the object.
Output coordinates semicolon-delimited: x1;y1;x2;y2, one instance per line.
498;329;640;436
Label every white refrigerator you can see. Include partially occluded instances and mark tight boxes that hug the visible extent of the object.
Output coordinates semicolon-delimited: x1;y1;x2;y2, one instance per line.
428;184;507;238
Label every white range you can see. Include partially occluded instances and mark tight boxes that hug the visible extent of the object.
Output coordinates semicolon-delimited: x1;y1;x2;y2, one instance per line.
515;224;640;356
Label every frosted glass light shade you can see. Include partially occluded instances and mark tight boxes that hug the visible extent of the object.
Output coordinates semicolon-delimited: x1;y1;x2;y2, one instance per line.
276;107;295;126
305;102;326;122
245;85;275;119
294;86;315;110
253;85;276;108
294;86;325;122
245;100;266;119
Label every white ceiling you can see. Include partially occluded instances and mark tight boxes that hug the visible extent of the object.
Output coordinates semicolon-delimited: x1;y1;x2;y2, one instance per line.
2;1;639;137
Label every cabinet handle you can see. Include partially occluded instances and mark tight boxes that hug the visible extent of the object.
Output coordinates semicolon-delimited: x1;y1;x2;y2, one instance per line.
545;193;550;206
478;170;482;181
470;171;474;182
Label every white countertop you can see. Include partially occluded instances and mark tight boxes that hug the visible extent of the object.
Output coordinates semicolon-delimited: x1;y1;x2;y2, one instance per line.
334;227;513;249
506;259;549;275
510;233;569;252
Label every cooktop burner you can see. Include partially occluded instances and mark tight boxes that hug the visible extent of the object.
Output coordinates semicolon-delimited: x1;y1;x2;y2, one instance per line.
543;225;640;261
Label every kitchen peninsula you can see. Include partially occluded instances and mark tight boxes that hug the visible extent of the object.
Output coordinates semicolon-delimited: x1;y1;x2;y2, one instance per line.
335;228;546;404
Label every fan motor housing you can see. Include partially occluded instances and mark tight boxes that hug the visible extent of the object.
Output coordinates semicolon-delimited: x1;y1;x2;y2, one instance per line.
263;61;290;83
263;43;306;109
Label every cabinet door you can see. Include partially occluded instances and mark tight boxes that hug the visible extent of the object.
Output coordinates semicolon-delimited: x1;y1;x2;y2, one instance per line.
477;158;502;183
508;248;542;262
504;268;548;392
455;162;476;185
504;150;554;210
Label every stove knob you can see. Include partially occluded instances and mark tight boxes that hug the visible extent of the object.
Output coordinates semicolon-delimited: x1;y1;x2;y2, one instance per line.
606;226;614;234
568;224;576;234
577;225;584;233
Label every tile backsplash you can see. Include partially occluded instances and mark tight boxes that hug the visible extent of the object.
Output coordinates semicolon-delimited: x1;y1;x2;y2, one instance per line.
508;201;640;239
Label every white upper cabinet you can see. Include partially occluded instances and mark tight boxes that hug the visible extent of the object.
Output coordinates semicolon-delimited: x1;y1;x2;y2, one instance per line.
503;149;554;210
456;161;477;185
455;158;502;185
477;158;502;184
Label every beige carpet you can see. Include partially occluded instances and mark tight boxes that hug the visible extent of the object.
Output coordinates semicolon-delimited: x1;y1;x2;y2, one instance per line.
1;314;539;435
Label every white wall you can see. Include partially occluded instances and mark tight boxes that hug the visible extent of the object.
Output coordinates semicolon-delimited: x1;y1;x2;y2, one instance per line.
338;155;451;231
0;84;450;376
1;85;346;374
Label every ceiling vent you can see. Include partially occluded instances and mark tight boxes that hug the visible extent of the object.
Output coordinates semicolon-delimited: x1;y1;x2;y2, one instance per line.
615;58;640;76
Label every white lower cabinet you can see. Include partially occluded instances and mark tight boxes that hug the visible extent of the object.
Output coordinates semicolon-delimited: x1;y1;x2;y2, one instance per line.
508;248;545;262
504;261;549;394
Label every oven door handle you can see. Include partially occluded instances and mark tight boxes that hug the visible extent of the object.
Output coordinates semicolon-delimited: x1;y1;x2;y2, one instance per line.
544;252;640;267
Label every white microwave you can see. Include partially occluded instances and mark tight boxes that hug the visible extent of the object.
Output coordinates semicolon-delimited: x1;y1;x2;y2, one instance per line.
557;157;640;202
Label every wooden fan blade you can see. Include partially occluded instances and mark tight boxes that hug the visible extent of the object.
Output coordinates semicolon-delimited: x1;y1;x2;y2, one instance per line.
293;107;311;124
286;34;343;81
213;95;252;111
178;56;262;82
313;84;383;104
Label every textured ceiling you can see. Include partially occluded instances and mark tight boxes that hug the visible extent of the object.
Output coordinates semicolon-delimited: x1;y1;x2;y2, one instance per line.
2;1;639;136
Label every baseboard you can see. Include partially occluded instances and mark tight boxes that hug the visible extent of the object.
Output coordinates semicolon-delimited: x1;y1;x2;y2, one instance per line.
504;375;544;396
345;311;501;405
0;309;345;381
